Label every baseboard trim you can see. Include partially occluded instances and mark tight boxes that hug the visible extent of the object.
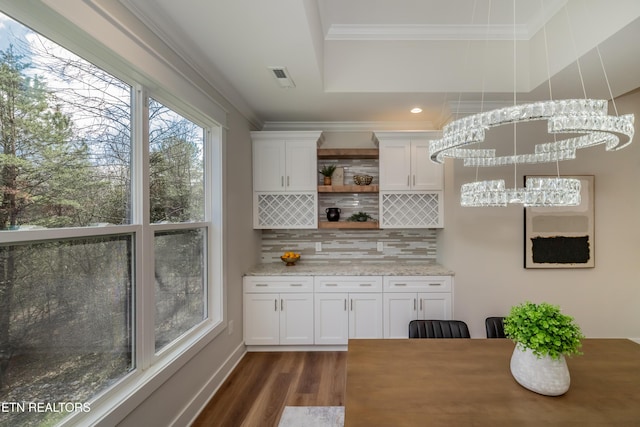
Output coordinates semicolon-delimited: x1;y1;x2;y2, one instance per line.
246;344;347;352
172;342;247;427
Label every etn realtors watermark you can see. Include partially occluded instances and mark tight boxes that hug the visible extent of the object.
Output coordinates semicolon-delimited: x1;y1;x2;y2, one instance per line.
1;401;91;413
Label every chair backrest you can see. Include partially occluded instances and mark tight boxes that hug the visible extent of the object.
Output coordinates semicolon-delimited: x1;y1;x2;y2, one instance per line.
485;316;506;339
409;320;470;338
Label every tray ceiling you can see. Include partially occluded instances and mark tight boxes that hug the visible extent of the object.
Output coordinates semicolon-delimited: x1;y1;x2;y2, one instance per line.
122;0;640;129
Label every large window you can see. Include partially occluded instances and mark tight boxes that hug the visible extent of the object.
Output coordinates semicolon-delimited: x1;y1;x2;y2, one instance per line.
0;11;221;427
149;98;208;352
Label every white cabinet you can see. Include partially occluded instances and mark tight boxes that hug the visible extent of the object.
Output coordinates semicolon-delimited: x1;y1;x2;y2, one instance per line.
376;131;445;229
243;276;314;345
314;276;383;345
251;131;322;192
382;276;453;339
377;131;443;191
251;131;322;229
243;274;454;347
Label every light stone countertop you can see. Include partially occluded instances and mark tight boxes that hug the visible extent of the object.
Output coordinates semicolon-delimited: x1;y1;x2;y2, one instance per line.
244;260;454;276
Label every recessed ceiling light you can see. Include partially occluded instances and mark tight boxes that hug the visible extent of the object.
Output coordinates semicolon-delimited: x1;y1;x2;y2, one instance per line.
410;107;422;114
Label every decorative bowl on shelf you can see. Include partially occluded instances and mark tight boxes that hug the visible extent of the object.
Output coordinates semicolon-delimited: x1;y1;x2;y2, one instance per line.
353;174;373;185
280;252;301;266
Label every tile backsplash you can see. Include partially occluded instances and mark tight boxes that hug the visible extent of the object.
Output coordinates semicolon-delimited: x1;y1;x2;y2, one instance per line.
261;228;438;263
260;156;438;264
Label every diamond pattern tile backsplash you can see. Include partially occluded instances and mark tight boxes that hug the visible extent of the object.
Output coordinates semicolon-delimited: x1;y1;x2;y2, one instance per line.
261;228;438;263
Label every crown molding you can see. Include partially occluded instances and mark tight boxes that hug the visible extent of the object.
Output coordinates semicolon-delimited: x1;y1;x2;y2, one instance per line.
261;121;438;132
326;23;529;41
325;0;568;42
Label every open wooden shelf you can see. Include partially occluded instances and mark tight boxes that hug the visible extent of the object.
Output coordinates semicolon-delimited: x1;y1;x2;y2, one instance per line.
318;184;379;193
318;221;379;229
317;148;379;159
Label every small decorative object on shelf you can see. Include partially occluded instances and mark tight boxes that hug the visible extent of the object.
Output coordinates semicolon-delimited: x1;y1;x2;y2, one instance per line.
347;211;375;222
326;207;341;221
280;251;301;266
504;301;584;396
319;165;337;185
333;167;344;185
353;174;373;185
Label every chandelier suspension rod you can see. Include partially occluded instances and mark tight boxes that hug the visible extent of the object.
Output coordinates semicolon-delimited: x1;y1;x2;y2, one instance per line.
512;0;518;191
564;6;588;99
477;0;492;183
596;45;619;117
455;0;479;121
541;0;561;177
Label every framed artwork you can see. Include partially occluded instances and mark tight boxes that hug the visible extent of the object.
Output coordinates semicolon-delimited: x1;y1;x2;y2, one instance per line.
524;175;594;269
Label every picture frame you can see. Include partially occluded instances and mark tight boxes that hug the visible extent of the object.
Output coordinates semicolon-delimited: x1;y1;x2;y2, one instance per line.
524;175;594;269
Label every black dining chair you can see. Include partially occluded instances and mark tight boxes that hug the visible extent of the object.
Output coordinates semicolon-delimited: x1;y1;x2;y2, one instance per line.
485;316;506;338
409;319;470;338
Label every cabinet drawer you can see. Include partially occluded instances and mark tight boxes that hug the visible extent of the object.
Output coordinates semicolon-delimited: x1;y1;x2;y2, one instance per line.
244;276;313;293
383;276;451;292
314;276;382;293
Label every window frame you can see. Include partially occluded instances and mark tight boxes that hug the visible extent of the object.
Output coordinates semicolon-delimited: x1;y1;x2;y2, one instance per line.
0;5;226;426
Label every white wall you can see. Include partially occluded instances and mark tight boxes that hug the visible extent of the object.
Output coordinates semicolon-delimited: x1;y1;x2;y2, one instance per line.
439;89;640;339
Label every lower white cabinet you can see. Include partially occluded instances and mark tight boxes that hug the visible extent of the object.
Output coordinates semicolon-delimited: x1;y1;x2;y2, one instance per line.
383;276;452;339
314;276;383;345
243;276;314;345
243;274;453;346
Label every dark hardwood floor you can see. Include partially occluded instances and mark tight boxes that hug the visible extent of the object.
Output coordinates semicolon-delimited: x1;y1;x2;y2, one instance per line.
192;352;347;427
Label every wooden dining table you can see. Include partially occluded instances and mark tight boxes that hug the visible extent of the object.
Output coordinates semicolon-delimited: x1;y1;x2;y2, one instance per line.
344;338;640;426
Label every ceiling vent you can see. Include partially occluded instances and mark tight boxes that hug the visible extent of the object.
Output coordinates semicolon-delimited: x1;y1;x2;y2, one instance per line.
268;66;296;88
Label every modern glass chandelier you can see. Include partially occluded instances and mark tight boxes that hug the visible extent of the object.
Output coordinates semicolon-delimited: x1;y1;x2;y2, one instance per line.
428;1;634;207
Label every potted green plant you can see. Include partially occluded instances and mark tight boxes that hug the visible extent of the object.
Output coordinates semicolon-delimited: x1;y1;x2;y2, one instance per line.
347;211;375;222
319;165;337;185
504;301;584;396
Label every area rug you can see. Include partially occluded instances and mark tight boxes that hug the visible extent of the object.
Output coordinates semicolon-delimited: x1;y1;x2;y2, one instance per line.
278;406;344;427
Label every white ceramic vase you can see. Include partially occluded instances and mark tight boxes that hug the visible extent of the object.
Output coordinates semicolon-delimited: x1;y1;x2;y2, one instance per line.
510;345;570;396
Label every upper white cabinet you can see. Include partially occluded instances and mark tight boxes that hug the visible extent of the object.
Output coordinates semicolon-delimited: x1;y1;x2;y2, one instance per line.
251;131;323;192
376;131;444;228
376;131;443;191
251;131;322;228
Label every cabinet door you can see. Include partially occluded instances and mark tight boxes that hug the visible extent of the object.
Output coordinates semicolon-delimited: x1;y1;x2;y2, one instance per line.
383;292;418;338
349;294;383;339
253;140;286;192
314;293;349;345
379;140;411;190
285;140;317;191
280;293;314;345
411;141;443;190
244;293;280;345
418;292;452;320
